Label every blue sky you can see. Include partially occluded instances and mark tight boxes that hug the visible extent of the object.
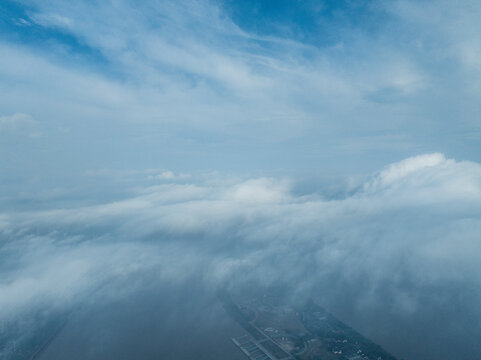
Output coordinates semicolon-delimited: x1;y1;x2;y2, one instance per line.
1;0;481;198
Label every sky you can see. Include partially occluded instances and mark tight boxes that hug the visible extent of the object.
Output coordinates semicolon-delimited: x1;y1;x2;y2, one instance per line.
1;1;481;360
1;0;481;193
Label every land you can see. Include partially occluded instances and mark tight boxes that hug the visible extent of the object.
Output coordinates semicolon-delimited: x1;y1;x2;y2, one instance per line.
220;291;398;360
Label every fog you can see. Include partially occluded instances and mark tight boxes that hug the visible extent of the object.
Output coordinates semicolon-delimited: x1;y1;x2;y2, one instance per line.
1;153;481;359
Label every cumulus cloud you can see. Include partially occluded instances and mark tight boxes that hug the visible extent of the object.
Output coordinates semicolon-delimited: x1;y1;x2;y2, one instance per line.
375;153;446;185
364;153;481;204
224;178;290;204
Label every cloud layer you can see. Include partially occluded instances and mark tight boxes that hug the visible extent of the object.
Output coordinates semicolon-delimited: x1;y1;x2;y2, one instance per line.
1;153;481;359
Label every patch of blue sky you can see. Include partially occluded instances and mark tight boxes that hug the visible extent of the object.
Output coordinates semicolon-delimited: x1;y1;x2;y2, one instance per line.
0;1;111;75
0;0;387;73
220;0;391;47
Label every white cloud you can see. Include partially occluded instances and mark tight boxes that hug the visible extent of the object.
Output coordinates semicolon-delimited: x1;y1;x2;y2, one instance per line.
224;178;290;204
368;153;446;188
363;153;481;204
29;13;74;29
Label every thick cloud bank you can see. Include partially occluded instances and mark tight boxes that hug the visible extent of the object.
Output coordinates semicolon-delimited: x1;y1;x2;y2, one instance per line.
1;154;481;359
